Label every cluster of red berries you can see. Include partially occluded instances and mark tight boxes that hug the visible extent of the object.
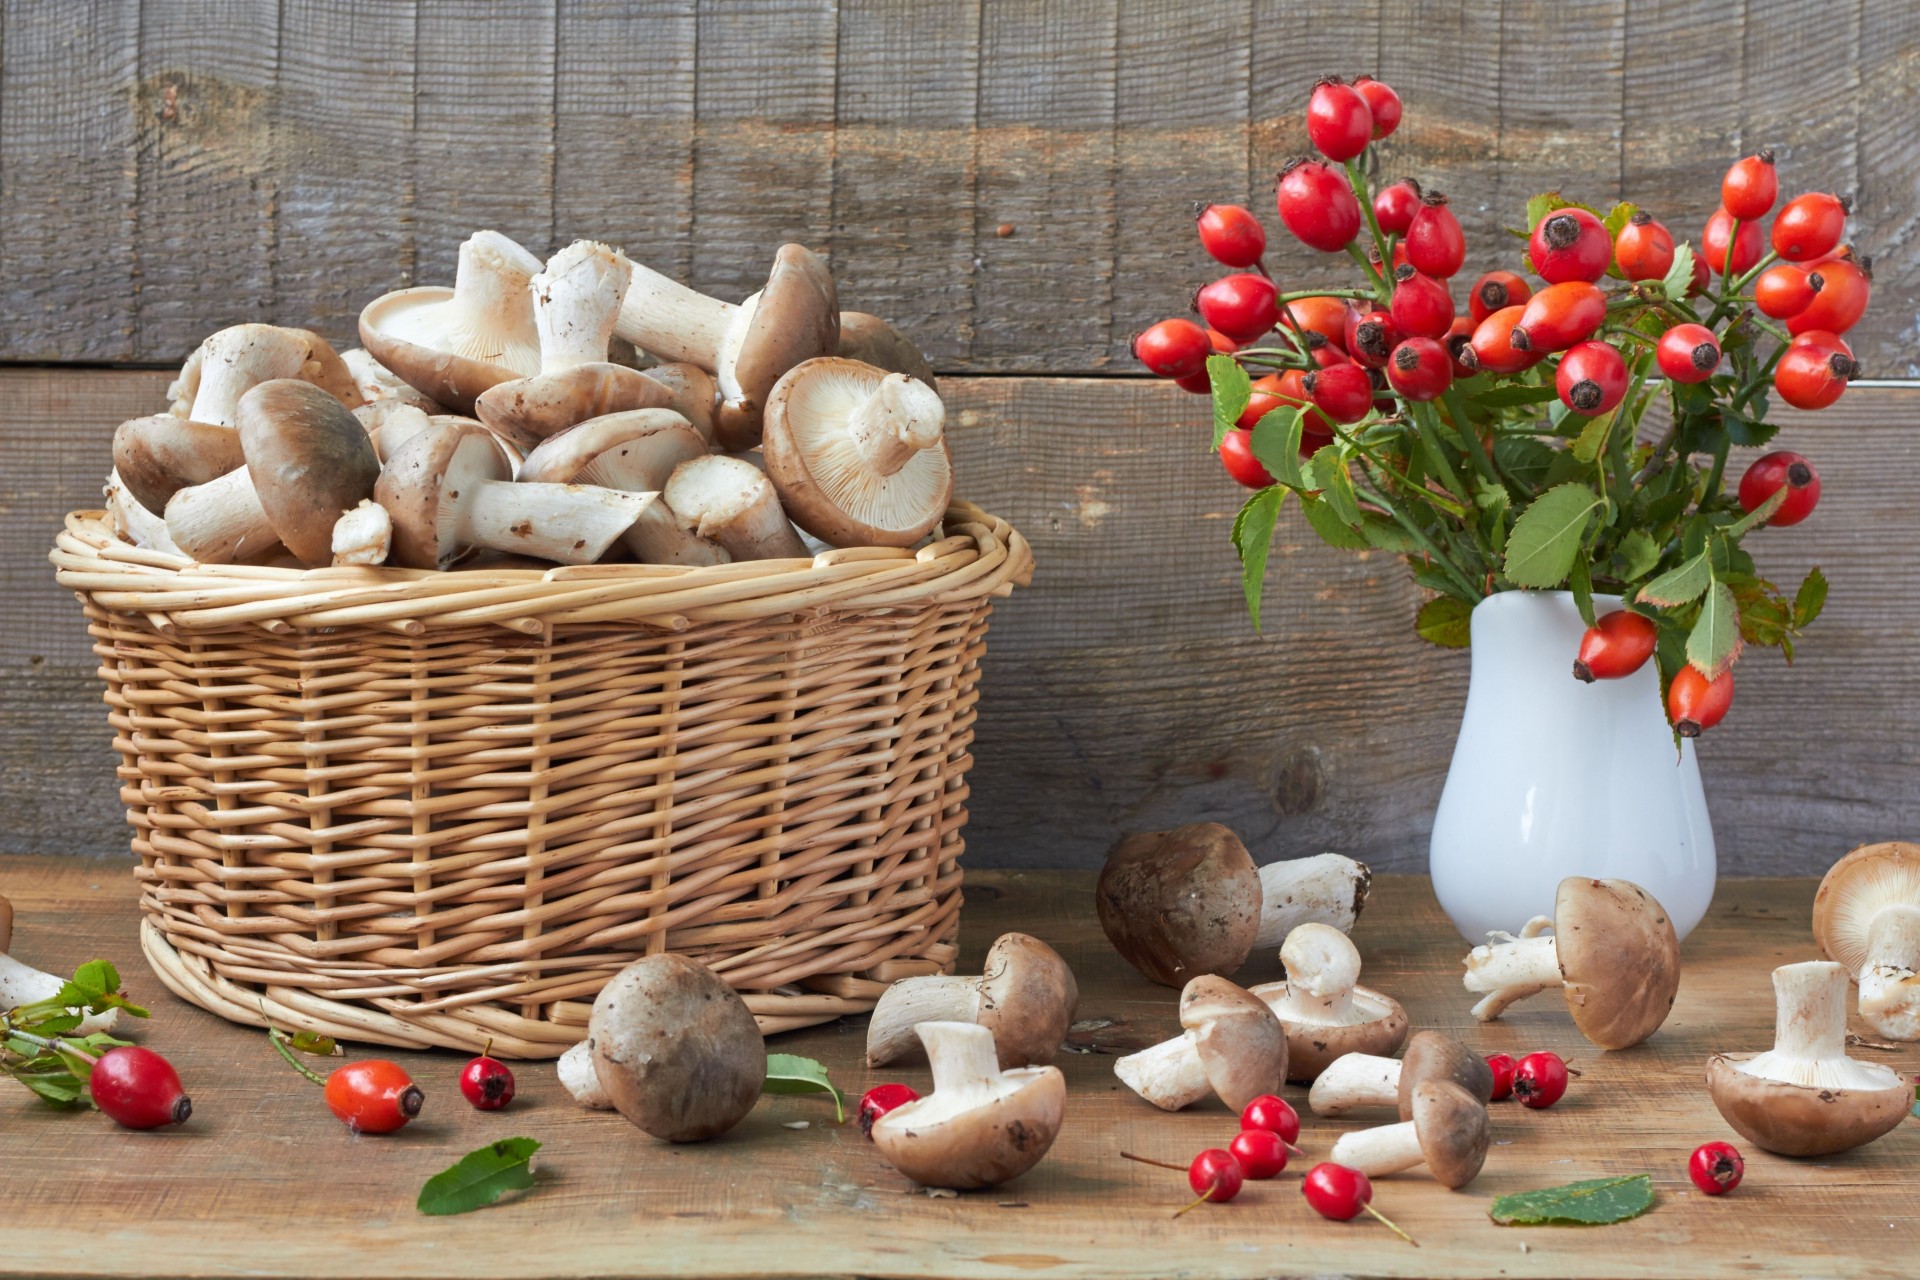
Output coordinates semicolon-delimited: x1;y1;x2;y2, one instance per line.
1484;1050;1572;1108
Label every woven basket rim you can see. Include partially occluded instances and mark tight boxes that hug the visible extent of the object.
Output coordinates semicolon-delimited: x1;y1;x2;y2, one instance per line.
53;499;1031;636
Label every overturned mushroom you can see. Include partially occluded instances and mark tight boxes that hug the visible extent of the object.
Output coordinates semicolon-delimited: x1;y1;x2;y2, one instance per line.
866;932;1076;1069
0;892;119;1035
838;311;937;386
1328;1080;1490;1188
1307;1032;1495;1118
331;499;392;566
870;1021;1065;1190
588;953;765;1143
1707;960;1910;1157
1114;975;1288;1111
662;454;808;561
614;243;838;449
1461;877;1680;1050
556;1040;613;1110
518;409;726;566
761;358;953;549
1251;923;1408;1082
1813;841;1920;1040
359;229;545;411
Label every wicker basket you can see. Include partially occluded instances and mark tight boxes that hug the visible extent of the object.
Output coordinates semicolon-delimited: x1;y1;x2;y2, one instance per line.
50;502;1030;1058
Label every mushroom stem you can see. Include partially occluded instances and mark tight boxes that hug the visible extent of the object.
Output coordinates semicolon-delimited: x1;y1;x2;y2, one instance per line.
615;262;738;368
533;241;632;372
1857;904;1920;1039
864;976;977;1066
456;231;547;335
557;1040;614;1110
104;470;183;554
1267;922;1362;1022
453;480;647;566
1306;1052;1401;1116
921;1020;1005;1097
1461;927;1561;1021
621;497;731;567
846;374;946;476
1748;960;1852;1076
331;499;392;566
1112;1035;1211;1112
165;466;279;564
1253;854;1372;949
1328;1119;1427;1178
663;454;808;561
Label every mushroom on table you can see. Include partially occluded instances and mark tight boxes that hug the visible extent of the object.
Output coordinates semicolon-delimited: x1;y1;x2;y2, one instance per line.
865;932;1077;1070
1250;923;1407;1082
1813;841;1920;1039
1307;1031;1494;1117
1327;1080;1491;1188
869;1021;1065;1191
1114;975;1289;1111
0;891;119;1036
587;954;765;1143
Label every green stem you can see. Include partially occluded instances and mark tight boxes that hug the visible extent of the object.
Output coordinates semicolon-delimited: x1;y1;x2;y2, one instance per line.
1727;248;1781;296
1406;401;1472;506
1440;384;1502;492
1353;469;1482;600
1344;159;1394;288
268;1026;329;1088
1276;289;1376;303
1344;242;1389;299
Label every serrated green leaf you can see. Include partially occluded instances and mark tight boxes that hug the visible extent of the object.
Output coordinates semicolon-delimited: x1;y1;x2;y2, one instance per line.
762;1053;846;1123
1661;243;1697;301
417;1139;541;1216
1570;557;1597;626
1615;530;1661;581
1639;551;1712;607
1415;596;1474;648
1572;405;1618;464
1306;445;1362;526
1249;406;1305;489
1525;192;1600;234
1687;577;1743;679
1719;486;1785;539
1490;1174;1655;1226
1504;483;1603;589
1300;493;1370;549
1795;567;1829;628
1208;354;1251;450
1602;202;1639;239
1231;487;1285;630
1360;514;1421;553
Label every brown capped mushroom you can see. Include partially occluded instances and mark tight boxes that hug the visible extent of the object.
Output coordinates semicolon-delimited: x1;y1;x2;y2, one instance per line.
517;409;726;566
1707;960;1911;1157
167;323;362;424
1114;975;1288;1111
869;1021;1065;1190
1307;1031;1495;1118
1251;923;1408;1082
556;1040;613;1110
865;932;1077;1070
1813;841;1920;1040
587;953;766;1142
112;414;247;514
614;243;838;449
661;454;808;561
1461;876;1680;1049
761;357;953;549
837;311;937;386
1328;1080;1490;1188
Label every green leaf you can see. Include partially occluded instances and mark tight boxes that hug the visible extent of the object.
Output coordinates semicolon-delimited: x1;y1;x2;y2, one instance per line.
1571;405;1618;465
1601;202;1639;239
1524;191;1600;234
1687;577;1743;679
1248;407;1305;489
1570;556;1597;627
1300;492;1369;549
287;1030;339;1057
1661;243;1697;301
762;1053;846;1124
1306;445;1362;526
1503;483;1603;589
1719;486;1784;539
1490;1175;1655;1226
1359;514;1421;553
1231;487;1285;629
1208;354;1251;450
1639;551;1712;607
417;1138;541;1216
1614;530;1661;582
1415;596;1474;648
1794;567;1828;628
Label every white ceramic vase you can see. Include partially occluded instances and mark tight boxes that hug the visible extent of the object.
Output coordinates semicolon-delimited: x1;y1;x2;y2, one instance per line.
1428;590;1716;944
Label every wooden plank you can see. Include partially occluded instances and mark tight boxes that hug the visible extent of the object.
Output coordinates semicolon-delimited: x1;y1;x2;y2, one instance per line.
2;858;1916;1279
1620;0;1743;264
1851;3;1919;378
1489;0;1627;229
0;1;139;361
6;372;1919;874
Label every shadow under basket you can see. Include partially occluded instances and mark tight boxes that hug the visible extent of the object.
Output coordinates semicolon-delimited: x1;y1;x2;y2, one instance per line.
51;502;1031;1058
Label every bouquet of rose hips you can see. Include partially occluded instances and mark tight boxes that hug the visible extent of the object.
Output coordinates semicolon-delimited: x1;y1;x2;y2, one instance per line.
1136;75;1856;739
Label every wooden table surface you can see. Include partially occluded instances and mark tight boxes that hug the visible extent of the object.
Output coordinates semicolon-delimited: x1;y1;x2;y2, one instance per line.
4;856;1914;1280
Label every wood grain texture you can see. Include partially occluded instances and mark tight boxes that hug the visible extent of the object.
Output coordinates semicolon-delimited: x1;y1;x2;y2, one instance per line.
3;370;1916;876
2;858;1916;1279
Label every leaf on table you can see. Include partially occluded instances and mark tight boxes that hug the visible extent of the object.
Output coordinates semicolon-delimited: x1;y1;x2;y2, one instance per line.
763;1053;846;1124
417;1138;542;1216
1207;354;1251;451
1489;1174;1654;1226
286;1030;340;1057
1415;596;1474;649
1503;482;1602;589
1687;578;1744;679
1638;551;1712;607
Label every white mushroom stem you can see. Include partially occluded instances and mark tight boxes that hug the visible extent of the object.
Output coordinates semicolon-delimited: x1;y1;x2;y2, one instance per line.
186;326;317;425
846;374;945;476
557;1041;613;1110
864;975;980;1067
615;262;739;370
165;467;278;564
1856;904;1920;1039
104;470;182;554
663;454;807;561
450;480;648;566
921;1020;1008;1100
1307;1052;1401;1116
341;347;442;412
533;241;632;372
359;402;434;462
0;952;119;1035
1113;1031;1210;1111
1267;923;1363;1022
622;496;731;567
1328;1119;1426;1178
1462;916;1559;1021
1253;854;1371;949
1737;961;1900;1090
331;499;392;566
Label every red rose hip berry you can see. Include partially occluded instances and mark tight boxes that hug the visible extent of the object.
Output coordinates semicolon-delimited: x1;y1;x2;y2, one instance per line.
1134;318;1212;379
1772;341;1855;410
1184;1148;1245;1211
1689;1141;1745;1195
1229;1127;1289;1179
1721;151;1778;220
1612;212;1675;282
1277;158;1363;252
1196;203;1268;269
1372;179;1422;236
1772;192;1849;261
1219;429;1276;489
1512;1051;1569;1108
1656;323;1720;383
1306;77;1374;162
1468;271;1531;324
1669;664;1735;738
1512;282;1606;353
1556;340;1628;416
1754;264;1819;319
1305;363;1375;424
856;1083;920;1136
1529;207;1612;285
1387;337;1453;402
1703;207;1763;276
1573;610;1658;683
1389;267;1455;339
1485;1053;1516;1102
1738;450;1821;526
89;1045;192;1130
1469;305;1541;375
1786;254;1870;336
459;1047;516;1111
1302;1164;1418;1245
1352;76;1402;139
1196;273;1280;344
1239;1093;1302;1146
1405;193;1466;278
324;1060;423;1134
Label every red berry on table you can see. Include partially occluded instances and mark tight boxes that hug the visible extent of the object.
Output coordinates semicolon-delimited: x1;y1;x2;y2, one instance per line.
1389;267;1455;339
1612;212;1675;282
1219;428;1276;489
1306;77;1374;162
1304;363;1375;424
1786;254;1870;336
1469;304;1541;375
1134;318;1212;379
1302;1163;1418;1245
1556;340;1628;416
1772;192;1849;261
1656;323;1720;383
1185;1148;1245;1207
1468;270;1531;324
1239;1093;1302;1145
1702;207;1763;276
1372;179;1422;236
1511;281;1607;353
1344;306;1401;368
1772;341;1855;411
88;1045;192;1130
1574;610;1659;683
1196;273;1280;344
324;1060;423;1134
1387;337;1453;402
1668;664;1735;738
1485;1053;1516;1102
1754;264;1818;319
856;1083;920;1136
1352;76;1402;139
1738;450;1821;526
1196;203;1268;269
1229;1127;1289;1179
1512;1051;1569;1108
1528;207;1612;285
1721;150;1778;221
1688;1141;1745;1195
1276;158;1363;252
459;1046;516;1111
1405;193;1466;278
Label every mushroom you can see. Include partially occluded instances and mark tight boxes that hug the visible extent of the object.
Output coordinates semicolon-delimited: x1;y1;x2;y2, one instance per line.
1096;822;1372;987
613;243;838;449
837;311;937;386
1250;923;1408;1082
638;362;719;442
1460;877;1680;1050
587;953;766;1143
112;414;246;514
869;1020;1065;1190
340;346;445;413
167;323;363;424
761;357;954;549
1327;1080;1491;1188
518;409;728;566
1115;974;1289;1112
1813;841;1920;1039
865;932;1077;1069
374;418;649;569
661;454;808;561
1307;1032;1495;1118
556;1040;614;1110
103;470;182;554
331;499;392;566
355;400;434;462
359;229;545;412
165;380;382;566
0;892;119;1035
1707;960;1911;1157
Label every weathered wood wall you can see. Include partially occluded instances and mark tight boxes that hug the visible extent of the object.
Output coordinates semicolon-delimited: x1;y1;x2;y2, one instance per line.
1;0;1917;874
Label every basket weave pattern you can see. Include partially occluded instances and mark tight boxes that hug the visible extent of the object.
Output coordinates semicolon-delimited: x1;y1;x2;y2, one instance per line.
52;502;1030;1057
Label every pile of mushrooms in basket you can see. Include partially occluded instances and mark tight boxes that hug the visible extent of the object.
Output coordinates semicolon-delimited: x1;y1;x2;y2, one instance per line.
106;230;954;571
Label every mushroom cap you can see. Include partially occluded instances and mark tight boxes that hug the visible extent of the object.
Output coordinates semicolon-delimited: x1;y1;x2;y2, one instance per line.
713;243;839;450
761;357;953;548
838;311;937;386
636;363;719;443
1410;1080;1491;1188
1181;975;1289;1111
1096;822;1261;988
1395;1031;1495;1120
975;933;1079;1068
112;414;247;513
292;329;368;410
473;363;678;448
517;409;708;492
1269;987;1408;1084
869;1024;1065;1190
360;286;538;413
1553;877;1681;1049
1706;1053;1909;1157
588;953;765;1143
1813;842;1920;977
374;418;510;569
236;380;383;566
